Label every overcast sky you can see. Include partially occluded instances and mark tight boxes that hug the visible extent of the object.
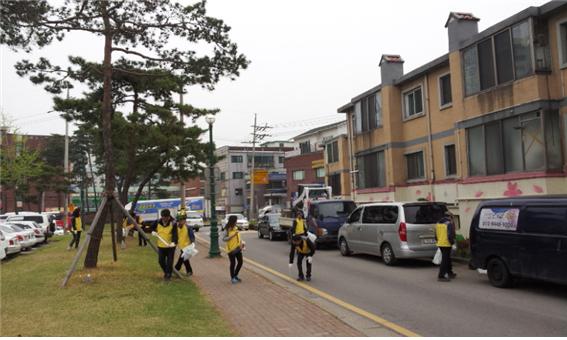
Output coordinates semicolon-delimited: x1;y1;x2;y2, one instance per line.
0;0;549;146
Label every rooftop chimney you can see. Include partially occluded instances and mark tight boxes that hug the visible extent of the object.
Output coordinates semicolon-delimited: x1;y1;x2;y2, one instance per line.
445;12;480;52
379;54;404;86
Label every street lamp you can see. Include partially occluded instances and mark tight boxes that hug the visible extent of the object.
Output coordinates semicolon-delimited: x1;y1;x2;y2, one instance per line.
206;114;221;257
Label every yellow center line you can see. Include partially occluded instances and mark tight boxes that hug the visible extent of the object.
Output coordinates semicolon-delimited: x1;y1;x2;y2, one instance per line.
195;234;420;337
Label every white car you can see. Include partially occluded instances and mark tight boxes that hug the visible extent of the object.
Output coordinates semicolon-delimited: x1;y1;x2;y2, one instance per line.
186;212;204;232
8;222;45;245
0;224;36;250
6;212;50;237
221;214;249;230
0;225;23;255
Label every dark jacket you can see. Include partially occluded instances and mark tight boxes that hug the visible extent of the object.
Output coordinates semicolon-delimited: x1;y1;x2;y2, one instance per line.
289;238;316;264
437;216;455;245
151;218;178;245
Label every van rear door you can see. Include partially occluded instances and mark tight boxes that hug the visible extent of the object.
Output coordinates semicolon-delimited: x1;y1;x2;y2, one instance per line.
402;203;446;251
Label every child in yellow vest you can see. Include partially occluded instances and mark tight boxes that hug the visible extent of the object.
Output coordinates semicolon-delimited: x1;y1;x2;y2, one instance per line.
67;207;82;250
151;209;178;281
174;211;195;276
222;215;243;284
289;234;316;281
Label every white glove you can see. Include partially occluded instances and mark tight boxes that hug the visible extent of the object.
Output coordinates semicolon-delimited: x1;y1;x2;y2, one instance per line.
151;231;157;236
307;256;313;264
169;242;176;248
288;263;293;268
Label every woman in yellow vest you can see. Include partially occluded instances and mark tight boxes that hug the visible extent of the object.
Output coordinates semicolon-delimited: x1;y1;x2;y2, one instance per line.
289;234;316;281
288;209;308;267
151;209;178;281
222;215;243;284
174;211;195;276
67;207;82;250
435;211;457;282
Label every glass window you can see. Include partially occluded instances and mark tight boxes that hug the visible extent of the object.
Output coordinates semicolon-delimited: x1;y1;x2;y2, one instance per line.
521;112;545;171
317;201;356;218
513;21;534;76
403;87;423;119
503;117;523;172
348;207;362;224
361;97;369;132
444;144;457;176
485;122;504;175
521;206;567;235
362;206;382;223
220;172;226;180
403;204;447;224
468;126;485;176
232;172;243;179
559;22;567;67
299;142;311;154
326;141;339;163
494;30;514;84
545;111;563;170
231;155;243;163
406;151;425;180
357;150;386;189
354;102;362;133
315;167;325;178
439;74;452;107
478;39;495;90
464;46;480;95
292;170;305;181
367;94;376;130
375;93;382;127
234;188;243;196
328;173;341;196
279;156;285;163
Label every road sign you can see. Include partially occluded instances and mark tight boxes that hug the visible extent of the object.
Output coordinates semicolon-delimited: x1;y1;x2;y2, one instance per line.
253;169;269;184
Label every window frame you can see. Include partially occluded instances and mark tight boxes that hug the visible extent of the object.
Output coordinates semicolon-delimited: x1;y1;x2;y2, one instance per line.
326;140;339;163
292;170;305;181
438;72;453;109
557;18;567;69
231;155;243;163
232;171;244;180
315;167;325;178
405;150;426;181
402;85;424;120
443;144;458;177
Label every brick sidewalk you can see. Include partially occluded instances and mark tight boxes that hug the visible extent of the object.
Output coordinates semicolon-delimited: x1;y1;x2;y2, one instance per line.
188;240;364;337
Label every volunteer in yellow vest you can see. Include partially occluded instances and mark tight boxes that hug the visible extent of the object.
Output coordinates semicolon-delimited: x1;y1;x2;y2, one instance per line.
289;234;316;281
151;209;178;281
222;215;244;284
67;207;82;250
435;211;457;282
174;210;195;276
288;209;308;265
122;211;146;247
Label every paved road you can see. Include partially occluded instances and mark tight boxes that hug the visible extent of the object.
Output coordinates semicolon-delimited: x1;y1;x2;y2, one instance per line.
198;227;567;336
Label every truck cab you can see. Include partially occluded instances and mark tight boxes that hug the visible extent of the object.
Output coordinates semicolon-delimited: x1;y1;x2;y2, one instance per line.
307;200;356;247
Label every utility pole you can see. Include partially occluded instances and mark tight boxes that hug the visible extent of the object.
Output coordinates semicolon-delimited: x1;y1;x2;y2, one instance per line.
245;114;272;220
63;87;70;230
179;89;185;209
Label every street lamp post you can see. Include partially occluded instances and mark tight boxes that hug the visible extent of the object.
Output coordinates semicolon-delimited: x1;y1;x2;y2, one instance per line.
206;114;221;257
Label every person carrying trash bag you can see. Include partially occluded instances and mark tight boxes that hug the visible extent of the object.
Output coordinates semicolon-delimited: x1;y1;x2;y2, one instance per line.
288;209;308;264
222;215;244;284
174;209;195;276
289;234;316;282
435;211;457;282
151;209;178;281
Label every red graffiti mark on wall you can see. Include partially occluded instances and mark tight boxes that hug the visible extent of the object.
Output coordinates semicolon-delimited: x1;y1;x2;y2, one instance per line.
382;196;390;202
503;182;522;197
474;191;484;198
465;207;471;213
533;184;544;193
426;192;433;201
416;190;422;196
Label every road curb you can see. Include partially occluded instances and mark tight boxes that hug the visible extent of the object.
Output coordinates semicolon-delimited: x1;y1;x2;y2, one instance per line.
195;234;417;337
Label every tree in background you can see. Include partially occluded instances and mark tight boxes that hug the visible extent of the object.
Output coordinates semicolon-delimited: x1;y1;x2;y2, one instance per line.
2;0;249;268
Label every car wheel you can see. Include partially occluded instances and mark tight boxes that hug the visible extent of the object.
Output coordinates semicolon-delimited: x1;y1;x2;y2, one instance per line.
339;237;352;256
258;230;263;239
381;243;397;266
269;231;274;241
487;258;512;288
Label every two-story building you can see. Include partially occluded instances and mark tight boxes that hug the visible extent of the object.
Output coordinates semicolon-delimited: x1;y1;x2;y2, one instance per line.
338;2;567;234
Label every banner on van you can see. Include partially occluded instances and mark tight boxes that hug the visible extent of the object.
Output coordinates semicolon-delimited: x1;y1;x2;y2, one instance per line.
479;208;520;231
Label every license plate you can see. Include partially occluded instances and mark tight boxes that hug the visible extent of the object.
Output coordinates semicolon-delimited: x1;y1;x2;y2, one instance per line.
422;238;436;245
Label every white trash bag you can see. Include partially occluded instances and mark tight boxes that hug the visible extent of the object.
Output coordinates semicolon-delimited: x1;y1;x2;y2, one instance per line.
307;232;317;244
181;243;199;260
432;248;442;265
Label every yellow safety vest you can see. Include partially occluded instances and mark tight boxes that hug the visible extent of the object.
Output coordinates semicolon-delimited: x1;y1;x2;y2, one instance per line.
295;240;310;254
177;225;191;249
436;223;450;247
294;219;306;235
157;222;174;248
225;228;241;253
75;217;82;232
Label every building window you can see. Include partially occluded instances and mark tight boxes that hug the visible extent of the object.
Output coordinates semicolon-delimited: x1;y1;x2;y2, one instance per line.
278;156;285;163
293;170;305;181
444;144;457;176
247;155;274;168
235;188;243;196
405;151;425;180
232;172;243;179
315;167;325;178
357;150;386;189
439;74;452;108
220;172;226;181
558;20;567;68
326;140;339;163
466;111;562;176
231;155;243;163
463;20;534;96
355;92;381;133
354;102;362;133
328;173;342;196
403;86;423;119
299;141;311;154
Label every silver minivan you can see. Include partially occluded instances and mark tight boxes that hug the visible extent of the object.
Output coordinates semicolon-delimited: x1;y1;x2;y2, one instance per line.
338;202;447;265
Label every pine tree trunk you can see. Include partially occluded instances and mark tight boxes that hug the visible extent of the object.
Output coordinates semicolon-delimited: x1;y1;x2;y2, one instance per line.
84;3;115;268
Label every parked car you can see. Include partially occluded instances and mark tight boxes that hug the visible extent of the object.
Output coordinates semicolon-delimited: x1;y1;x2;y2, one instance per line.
6;212;51;239
0;224;36;250
470;196;567;288
306;200;356;247
0;224;24;255
221;214;249;230
258;205;282;219
0;231;6;260
338;202;447;265
8;222;45;245
257;213;286;241
186;212;204;232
